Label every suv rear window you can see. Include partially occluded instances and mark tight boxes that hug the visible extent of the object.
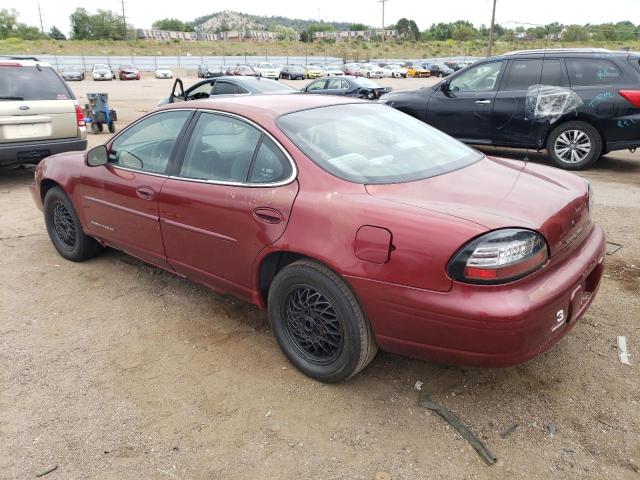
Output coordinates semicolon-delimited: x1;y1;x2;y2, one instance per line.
504;59;563;90
0;66;72;101
566;58;622;86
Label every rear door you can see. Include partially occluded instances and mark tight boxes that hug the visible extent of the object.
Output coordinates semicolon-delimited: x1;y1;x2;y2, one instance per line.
426;60;506;142
492;58;566;147
0;63;77;145
159;111;299;301
80;109;193;268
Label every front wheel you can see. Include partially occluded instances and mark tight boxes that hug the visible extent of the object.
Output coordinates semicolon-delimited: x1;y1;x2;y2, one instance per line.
43;187;101;262
268;260;378;383
546;121;602;170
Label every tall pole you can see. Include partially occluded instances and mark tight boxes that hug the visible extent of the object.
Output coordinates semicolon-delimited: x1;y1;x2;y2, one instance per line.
378;0;390;42
121;0;127;40
37;3;44;34
487;0;497;57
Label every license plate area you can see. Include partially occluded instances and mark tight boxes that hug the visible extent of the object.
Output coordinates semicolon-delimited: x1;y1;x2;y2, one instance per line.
2;122;52;140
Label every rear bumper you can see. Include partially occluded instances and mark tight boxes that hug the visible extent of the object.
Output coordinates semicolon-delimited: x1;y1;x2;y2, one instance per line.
0;137;87;166
346;224;606;368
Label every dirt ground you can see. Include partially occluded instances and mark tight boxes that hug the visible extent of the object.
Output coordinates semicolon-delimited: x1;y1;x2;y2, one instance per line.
1;75;639;480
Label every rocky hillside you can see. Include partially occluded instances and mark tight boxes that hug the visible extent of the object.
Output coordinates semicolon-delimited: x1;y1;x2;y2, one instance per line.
192;10;352;33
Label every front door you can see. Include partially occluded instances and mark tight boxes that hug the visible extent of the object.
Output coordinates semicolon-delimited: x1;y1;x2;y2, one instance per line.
80;109;193;268
159;111;299;301
426;60;505;143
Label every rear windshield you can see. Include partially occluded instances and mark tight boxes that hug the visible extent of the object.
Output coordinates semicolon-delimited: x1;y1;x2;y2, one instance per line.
0;65;72;101
278;104;482;184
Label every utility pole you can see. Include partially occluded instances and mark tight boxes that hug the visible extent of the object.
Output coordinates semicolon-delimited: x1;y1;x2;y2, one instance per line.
487;0;497;56
120;0;127;40
37;3;44;34
378;0;390;42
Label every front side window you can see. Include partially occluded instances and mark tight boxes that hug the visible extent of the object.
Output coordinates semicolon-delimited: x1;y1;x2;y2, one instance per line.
566;58;622;86
449;61;504;92
307;80;326;91
109;110;191;173
504;59;562;90
278;104;482;184
326;78;347;90
187;82;214;100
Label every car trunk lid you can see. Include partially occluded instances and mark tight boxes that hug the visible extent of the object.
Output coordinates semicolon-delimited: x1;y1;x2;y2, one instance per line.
365;156;590;257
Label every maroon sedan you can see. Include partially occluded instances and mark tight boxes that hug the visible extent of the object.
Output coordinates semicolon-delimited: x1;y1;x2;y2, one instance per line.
233;64;257;76
117;65;140;80
30;95;605;383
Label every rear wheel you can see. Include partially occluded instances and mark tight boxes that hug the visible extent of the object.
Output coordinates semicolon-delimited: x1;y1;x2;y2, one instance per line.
44;187;101;262
268;260;378;383
546;121;602;170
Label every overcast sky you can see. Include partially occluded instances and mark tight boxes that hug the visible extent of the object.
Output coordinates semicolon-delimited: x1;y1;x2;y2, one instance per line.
17;0;640;36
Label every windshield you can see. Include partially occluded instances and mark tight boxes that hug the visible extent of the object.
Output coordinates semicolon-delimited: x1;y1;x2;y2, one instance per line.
0;66;72;101
258;63;275;68
158;66;169;70
278;104;481;184
94;64;110;70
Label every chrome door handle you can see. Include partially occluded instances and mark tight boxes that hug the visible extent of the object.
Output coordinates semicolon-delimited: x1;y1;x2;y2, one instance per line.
475;100;492;104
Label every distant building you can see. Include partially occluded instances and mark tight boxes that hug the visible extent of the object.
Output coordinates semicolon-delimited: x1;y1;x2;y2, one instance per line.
136;28;279;42
312;29;398;41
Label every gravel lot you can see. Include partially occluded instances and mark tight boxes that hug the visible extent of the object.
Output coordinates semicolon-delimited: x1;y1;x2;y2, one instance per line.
1;75;639;480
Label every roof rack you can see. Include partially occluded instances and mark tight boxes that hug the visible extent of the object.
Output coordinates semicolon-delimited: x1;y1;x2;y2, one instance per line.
502;48;612;56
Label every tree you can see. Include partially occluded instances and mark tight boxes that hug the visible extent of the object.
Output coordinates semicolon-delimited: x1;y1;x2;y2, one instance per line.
69;8;125;40
349;23;368;31
273;24;297;41
152;18;194;32
299;30;310;43
563;25;588;42
396;18;410;37
408;20;420;40
0;8;45;40
430;22;453;40
48;26;66;40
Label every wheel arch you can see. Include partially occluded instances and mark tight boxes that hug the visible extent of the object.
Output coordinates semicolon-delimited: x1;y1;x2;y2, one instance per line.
545;115;607;155
40;178;63;203
256;250;358;310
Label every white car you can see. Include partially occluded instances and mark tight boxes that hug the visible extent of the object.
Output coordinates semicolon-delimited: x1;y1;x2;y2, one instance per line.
323;65;345;77
92;64;113;81
254;62;280;80
360;64;385;78
382;64;407;78
155;66;174;79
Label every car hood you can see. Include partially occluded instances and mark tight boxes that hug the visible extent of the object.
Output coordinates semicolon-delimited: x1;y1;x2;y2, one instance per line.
365;156;590;257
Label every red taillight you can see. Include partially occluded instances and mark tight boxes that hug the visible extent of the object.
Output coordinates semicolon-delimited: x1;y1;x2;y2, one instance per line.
0;62;21;67
619;90;640;107
75;105;85;127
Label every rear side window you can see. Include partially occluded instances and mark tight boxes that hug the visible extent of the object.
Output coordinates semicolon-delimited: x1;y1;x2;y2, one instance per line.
0;66;72;101
504;59;562;90
566;58;622;86
213;82;241;95
249;137;292;183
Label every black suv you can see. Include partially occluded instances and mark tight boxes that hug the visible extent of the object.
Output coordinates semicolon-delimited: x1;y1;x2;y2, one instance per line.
381;49;640;169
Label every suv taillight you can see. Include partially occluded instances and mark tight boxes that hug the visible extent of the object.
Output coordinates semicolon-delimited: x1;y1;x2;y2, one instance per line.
75;105;85;127
447;229;549;284
619;90;640;107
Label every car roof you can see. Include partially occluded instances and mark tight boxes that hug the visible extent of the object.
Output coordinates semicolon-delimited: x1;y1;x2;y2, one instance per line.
0;59;52;68
500;48;632;58
159;94;368;118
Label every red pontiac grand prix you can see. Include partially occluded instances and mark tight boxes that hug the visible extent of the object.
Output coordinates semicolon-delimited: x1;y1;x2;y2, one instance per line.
31;95;605;383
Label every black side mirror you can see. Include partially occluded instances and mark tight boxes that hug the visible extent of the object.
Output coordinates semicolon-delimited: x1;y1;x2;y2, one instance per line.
440;81;450;93
86;145;108;167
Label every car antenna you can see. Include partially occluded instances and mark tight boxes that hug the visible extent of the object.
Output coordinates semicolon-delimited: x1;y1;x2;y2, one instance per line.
35;62;42;71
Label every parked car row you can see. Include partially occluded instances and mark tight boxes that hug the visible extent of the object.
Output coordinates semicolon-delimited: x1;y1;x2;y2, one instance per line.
59;64;175;81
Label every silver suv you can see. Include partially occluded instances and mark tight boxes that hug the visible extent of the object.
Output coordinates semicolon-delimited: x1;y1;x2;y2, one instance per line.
0;59;87;166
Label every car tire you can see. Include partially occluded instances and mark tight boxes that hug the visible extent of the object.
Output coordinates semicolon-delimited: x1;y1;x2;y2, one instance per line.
90;123;99;134
108;122;116;134
44;187;101;262
268;260;378;383
546;121;602;170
